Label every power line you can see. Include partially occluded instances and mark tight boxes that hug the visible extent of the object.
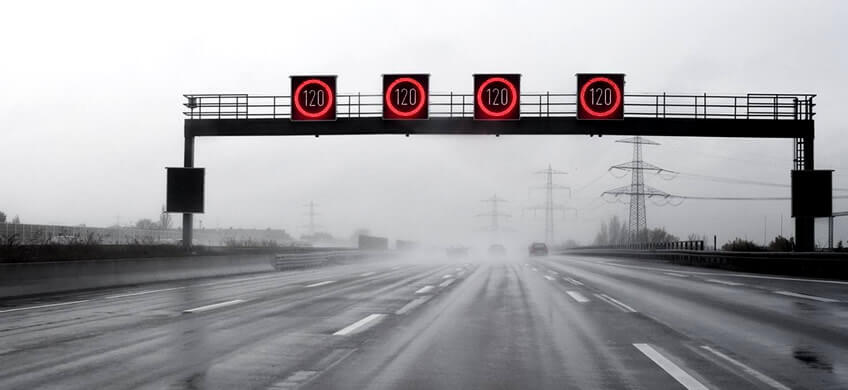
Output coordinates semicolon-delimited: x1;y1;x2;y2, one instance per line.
476;194;511;232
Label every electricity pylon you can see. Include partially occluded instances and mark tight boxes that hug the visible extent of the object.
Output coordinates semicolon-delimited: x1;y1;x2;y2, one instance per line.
527;164;571;245
476;194;511;232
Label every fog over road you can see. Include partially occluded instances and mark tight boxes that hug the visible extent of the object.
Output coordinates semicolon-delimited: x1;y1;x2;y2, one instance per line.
1;255;847;389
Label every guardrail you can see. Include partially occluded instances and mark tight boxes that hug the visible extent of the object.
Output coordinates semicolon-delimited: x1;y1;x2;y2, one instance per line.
270;250;367;270
572;240;705;251
183;92;815;121
562;248;848;279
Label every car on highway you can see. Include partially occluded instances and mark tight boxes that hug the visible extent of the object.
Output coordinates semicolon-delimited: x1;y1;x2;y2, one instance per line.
528;242;548;256
488;244;506;256
446;246;469;258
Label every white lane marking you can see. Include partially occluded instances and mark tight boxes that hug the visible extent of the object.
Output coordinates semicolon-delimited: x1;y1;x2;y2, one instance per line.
773;290;839;303
415;285;435;294
603;262;848;285
664;272;690;278
700;346;791;390
549;271;559;275
706;279;745;287
634;343;709;390
455;268;463;272
596;294;637;313
531;267;539;272
395;296;432;315
268;370;319;390
0;300;90;314
305;281;335;288
439;278;455;288
563;277;584;286
183;299;245;314
333;314;386;336
457;271;466;277
544;275;556;281
442;274;453;279
391;266;401;270
359;272;376;277
566;291;590;303
106;287;186;299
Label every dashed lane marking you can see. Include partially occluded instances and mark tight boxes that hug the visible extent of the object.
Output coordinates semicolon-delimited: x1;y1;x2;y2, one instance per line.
359;272;376;277
415;285;435;294
305;281;335;288
183;299;245;314
705;279;745;287
395;296;432;315
333;314;386;336
634;343;709;390
439;278;455;288
566;291;590;303
544;275;556;281
563;277;584;286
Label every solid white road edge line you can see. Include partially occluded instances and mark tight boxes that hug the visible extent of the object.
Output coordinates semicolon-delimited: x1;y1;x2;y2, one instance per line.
0;300;90;314
106;287;186;299
333;314;386;336
183;299;245;314
773;290;839;303
700;346;791;390
596;293;638;313
634;343;709;390
705;279;745;287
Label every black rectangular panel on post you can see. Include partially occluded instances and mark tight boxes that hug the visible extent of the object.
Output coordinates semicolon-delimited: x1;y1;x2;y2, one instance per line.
791;170;832;217
383;74;429;120
474;74;520;120
166;167;205;213
577;73;625;120
291;75;336;121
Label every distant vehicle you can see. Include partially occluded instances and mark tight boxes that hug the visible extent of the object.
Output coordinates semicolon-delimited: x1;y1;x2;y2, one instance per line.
528;242;548;256
488;244;506;256
446;246;469;258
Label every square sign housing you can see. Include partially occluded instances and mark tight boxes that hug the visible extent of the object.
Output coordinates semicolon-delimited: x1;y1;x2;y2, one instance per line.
474;74;520;120
577;73;625;120
791;170;832;217
291;75;337;121
166;167;205;214
383;74;429;120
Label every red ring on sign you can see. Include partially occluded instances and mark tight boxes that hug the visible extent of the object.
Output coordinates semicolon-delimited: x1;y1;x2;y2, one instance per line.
385;77;427;118
579;76;622;118
294;79;334;119
476;77;518;118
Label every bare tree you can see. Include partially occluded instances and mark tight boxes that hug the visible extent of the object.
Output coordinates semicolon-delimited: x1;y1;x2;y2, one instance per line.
159;205;172;230
0;211;6;223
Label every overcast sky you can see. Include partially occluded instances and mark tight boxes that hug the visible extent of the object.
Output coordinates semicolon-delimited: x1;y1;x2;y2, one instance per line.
1;0;846;247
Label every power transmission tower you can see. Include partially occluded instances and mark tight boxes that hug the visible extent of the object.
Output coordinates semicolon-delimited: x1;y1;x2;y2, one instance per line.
301;201;321;235
527;164;571;245
476;194;511;232
602;137;674;242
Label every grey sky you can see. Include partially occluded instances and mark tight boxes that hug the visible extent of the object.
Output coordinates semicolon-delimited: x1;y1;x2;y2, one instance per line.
1;0;846;246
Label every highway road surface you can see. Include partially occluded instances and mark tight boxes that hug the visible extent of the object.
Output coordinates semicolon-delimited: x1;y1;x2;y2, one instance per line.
1;254;847;389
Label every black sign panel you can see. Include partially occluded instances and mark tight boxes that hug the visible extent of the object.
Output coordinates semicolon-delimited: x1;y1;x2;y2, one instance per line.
291;75;336;121
791;170;832;217
474;74;520;120
383;74;429;120
577;73;624;120
166;167;205;213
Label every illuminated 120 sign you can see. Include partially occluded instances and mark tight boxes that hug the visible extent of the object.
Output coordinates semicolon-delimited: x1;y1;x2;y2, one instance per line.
291;75;336;121
383;74;429;120
474;74;520;120
577;73;624;120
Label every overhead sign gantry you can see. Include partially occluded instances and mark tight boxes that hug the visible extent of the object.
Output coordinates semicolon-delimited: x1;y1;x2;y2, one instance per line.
175;72;819;250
